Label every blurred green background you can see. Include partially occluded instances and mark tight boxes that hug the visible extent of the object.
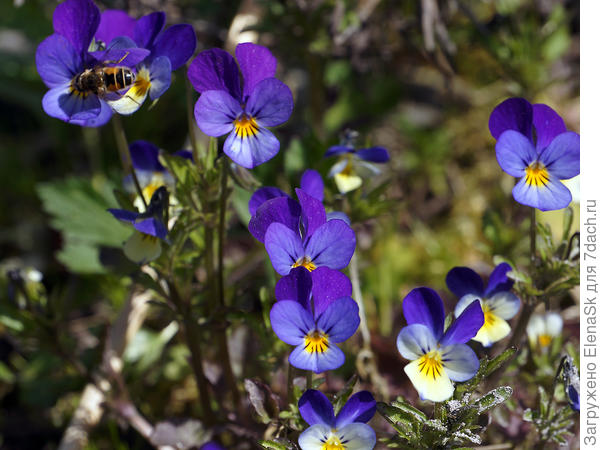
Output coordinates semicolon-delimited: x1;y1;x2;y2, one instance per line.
0;0;579;448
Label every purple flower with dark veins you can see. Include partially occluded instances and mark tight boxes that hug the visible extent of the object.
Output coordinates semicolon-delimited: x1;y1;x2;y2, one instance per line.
187;43;294;168
270;267;359;373
489;97;580;211
35;0;149;126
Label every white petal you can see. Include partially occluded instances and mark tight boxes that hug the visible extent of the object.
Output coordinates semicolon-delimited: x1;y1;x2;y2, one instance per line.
334;172;362;193
123;231;161;264
487;291;521;320
107;67;151;115
396;324;437;360
441;344;479;382
526;314;546;344
473;313;511;347
298;424;331;450
404;358;454;402
454;294;481;317
545;312;563;336
337;423;376;450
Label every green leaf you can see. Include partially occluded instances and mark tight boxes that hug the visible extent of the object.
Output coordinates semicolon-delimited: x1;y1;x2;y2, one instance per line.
332;374;358;415
258;439;294;450
473;386;513;413
483;347;516;377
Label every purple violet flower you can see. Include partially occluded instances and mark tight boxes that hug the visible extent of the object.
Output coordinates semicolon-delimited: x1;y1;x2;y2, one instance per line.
325;145;389;194
36;0;150;126
96;11;196;114
489;98;580;211
108;186;169;264
199;442;225;450
396;287;484;402
297;389;376;449
270;267;359;373
446;263;521;347
187;43;294;169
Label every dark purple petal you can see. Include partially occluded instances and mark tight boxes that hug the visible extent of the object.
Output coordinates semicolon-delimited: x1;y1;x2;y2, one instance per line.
356;147;389;163
246;78;293;127
133;11;165;49
174;150;193;161
335;391;376;428
90;36;150;67
296;189;326;239
445;267;484;298
539;132;580;179
512;174;572;211
147;56;172;100
199;442;225;450
311;267;352;316
402;287;445;341
69;100;113;127
36;34;81;88
298;390;335;427
488;97;533;141
108;208;138;223
134;217;168;240
42;83;102;122
151;24;196;70
96;10;135;45
270;300;314;346
289;341;344;373
484;262;514;297
440;300;484;346
316;297;359;343
264;222;305;275
223;125;280;169
187;48;241;100
275;267;312;311
235;43;277;100
305;220;356;270
324;145;353;158
53;0;100;55
248;196;301;243
300;170;324;202
248;187;288;216
129;140;163;172
194;90;240;137
495;130;537;177
532;104;567;151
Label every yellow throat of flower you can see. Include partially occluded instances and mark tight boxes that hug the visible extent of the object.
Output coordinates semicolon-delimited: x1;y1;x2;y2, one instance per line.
538;334;552;347
525;161;550;188
292;256;316;272
322;434;345;450
482;303;496;327
417;350;443;380
234;115;259;138
304;330;329;354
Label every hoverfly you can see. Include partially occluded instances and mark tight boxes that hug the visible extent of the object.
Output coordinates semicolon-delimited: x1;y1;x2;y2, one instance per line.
72;51;136;100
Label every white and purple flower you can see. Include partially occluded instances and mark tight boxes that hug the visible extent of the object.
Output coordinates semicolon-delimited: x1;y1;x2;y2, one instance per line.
187;43;294;169
446;263;521;347
489;98;580;211
526;311;563;350
270;267;359;373
325;144;389;194
297;389;376;450
397;287;484;402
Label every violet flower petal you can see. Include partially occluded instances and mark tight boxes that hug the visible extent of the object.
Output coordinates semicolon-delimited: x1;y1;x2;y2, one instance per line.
134;217;168;239
402;287;445;340
42;83;101;122
53;0;99;55
315;296;359;343
311;267;352;316
539;132;580;179
223;124;280;169
108;208;138;223
484;262;514;297
264;222;305;275
248;196;301;243
488;97;533;141
151;24;196;70
324;145;353;158
296;188;326;239
270;300;314;346
441;344;480;382
69;100;113;127
532;103;567;152
512;174;572;211
356;147;389;163
304;220;355;270
289;341;344;373
133;11;166;49
440;300;484;346
298;389;335;427
89;36;150;67
396;323;438;360
235;42;277;100
446;266;484;298
129;140;163;172
248;187;288;216
274;267;312;311
300;169;324;202
36;34;81;88
193;89;240;137
246;78;294;127
147;56;172;100
335;391;376;428
187;48;241;100
495;130;537;177
96;10;135;45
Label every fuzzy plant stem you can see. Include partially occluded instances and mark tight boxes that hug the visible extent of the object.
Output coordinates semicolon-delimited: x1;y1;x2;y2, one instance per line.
111;115;148;211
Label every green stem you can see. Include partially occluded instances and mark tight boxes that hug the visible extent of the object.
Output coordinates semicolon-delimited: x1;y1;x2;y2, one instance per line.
287;363;295;404
306;371;313;390
217;160;229;308
530;208;537;265
112;116;148;211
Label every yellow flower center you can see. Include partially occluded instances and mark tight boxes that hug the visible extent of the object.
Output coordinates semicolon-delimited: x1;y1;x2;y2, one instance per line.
525;161;550;187
322;434;345;450
142;180;163;204
234;115;259;138
131;67;151;98
292;256;316;272
538;334;552;347
482;303;495;327
304;330;329;354
417;350;443;380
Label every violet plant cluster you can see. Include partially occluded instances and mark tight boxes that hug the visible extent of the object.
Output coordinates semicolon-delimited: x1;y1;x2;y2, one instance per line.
33;0;581;448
